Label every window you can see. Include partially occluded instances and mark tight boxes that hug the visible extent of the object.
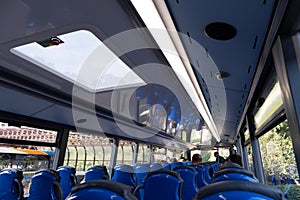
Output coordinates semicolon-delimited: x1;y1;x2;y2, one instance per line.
65;131;111;170
11;30;145;92
0;145;55;195
255;82;283;129
259;120;297;185
0;123;57;143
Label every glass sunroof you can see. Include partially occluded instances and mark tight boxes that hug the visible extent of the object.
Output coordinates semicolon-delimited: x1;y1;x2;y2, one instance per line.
10;30;145;92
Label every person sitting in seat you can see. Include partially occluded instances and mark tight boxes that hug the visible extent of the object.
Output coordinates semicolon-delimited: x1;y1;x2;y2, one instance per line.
214;152;225;163
226;154;243;167
192;154;202;165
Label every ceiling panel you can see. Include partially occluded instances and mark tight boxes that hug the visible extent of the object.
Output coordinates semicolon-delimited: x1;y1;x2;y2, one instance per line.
165;0;276;140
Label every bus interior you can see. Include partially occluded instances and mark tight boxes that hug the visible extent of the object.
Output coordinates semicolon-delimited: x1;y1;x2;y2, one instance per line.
1;0;300;199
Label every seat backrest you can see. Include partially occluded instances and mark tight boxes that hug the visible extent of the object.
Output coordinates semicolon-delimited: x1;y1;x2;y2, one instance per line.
149;163;162;171
211;168;259;183
201;164;212;184
66;180;137;200
171;162;183;170
218;162;243;170
189;165;208;188
57;166;77;199
173;166;198;200
112;165;136;188
28;169;63;200
133;164;150;186
84;165;109;182
162;163;172;170
134;169;183;200
195;180;286;200
210;162;220;173
0;168;24;200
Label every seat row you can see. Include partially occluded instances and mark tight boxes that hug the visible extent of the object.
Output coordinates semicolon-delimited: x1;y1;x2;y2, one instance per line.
0;162;286;200
0;162;216;200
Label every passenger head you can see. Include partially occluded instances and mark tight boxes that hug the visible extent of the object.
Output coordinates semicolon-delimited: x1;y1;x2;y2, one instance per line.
192;154;202;165
226;154;242;167
214;152;219;157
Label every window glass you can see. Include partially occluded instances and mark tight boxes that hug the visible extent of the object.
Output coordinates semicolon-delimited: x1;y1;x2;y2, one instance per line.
0;122;57;143
137;145;146;164
11;30;145;92
259;120;298;185
85;146;95;170
244;129;250;142
76;147;85;171
0;144;55;195
123;144;133;165
94;146;104;165
182;131;187;142
166;148;175;162
103;145;112;167
255;82;283;129
153;147;166;162
247;144;254;173
65;131;111;170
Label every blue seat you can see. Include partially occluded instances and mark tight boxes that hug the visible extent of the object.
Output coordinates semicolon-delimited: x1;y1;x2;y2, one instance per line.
173;166;198;200
211;162;219;173
133;164;150;186
201;164;212;184
162;163;172;170
211;163;258;183
57;166;77;199
189;165;208;188
195;180;285;200
0;169;24;200
149;163;162;171
134;169;183;200
84;165;109;182
66;180;137;200
171;162;183;170
112;165;136;188
186;161;192;166
28;169;63;200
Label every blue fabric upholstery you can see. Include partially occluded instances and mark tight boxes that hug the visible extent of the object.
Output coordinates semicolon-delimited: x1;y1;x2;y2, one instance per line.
171;162;183;170
149;163;162;171
211;162;219;173
173;166;198;200
66;180;137;200
57;166;77;199
162;163;172;170
201;165;212;184
212;172;259;183
189;165;208;188
84;165;109;182
211;166;259;183
112;165;136;188
0;169;24;200
28;169;63;200
134;169;183;200
195;180;286;200
133;164;150;186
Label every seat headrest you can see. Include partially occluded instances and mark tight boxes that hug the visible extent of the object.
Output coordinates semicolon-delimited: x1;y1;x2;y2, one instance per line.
58;166;76;174
1;168;23;180
195;180;286;200
35;169;60;181
213;168;256;178
145;169;181;180
219;162;243;170
173;166;197;173
69;180;137;200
